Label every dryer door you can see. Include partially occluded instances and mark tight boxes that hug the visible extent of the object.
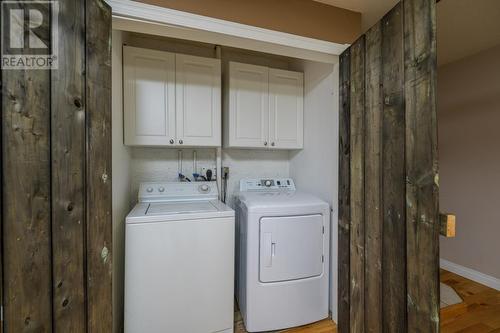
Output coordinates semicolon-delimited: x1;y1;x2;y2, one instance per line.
259;214;324;283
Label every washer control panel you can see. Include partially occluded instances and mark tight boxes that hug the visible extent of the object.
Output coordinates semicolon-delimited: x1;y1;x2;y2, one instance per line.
138;181;218;202
239;178;296;192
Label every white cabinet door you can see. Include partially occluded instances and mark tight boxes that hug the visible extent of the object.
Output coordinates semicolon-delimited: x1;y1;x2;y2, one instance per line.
226;62;269;148
123;46;176;146
176;54;221;147
269;68;304;149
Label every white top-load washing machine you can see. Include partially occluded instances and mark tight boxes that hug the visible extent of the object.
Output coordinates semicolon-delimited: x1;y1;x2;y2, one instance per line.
235;178;330;332
125;181;235;333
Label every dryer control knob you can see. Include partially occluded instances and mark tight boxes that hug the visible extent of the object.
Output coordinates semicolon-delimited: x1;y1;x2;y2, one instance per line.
199;184;210;192
264;180;272;187
146;187;153;193
158;187;165;192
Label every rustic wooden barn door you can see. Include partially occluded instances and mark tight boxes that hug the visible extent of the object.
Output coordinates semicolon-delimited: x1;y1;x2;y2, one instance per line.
1;0;112;331
338;0;439;332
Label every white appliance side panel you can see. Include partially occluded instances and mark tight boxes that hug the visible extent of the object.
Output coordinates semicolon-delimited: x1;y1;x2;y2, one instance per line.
124;217;234;333
259;214;323;283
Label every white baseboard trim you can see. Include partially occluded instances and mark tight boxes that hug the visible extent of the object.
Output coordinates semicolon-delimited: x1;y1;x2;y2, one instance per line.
440;258;500;291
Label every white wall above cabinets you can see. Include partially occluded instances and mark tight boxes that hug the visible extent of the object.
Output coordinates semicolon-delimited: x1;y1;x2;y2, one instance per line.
223;62;303;150
124;46;221;147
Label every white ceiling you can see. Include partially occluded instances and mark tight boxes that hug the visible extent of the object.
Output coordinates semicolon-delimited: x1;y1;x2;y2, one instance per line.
316;0;500;66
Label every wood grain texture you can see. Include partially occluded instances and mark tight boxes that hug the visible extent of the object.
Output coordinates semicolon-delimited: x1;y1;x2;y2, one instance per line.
1;2;53;332
404;0;440;331
363;21;383;333
439;213;456;237
85;0;113;331
338;0;438;331
441;270;500;333
338;49;351;333
51;0;86;331
0;8;3;333
349;36;366;333
381;4;407;332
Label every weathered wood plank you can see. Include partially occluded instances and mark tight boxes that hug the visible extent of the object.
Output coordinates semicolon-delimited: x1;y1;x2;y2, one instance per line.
404;0;440;331
86;0;113;331
338;49;351;333
349;37;365;333
1;2;52;332
0;9;3;333
439;213;455;237
51;0;86;331
364;21;383;333
381;3;407;332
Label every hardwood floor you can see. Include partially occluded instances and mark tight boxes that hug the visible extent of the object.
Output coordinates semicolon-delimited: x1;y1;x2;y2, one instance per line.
440;269;500;333
236;270;500;332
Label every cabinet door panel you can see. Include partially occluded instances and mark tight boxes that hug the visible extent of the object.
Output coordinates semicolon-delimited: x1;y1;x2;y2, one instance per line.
176;54;221;147
269;68;304;149
123;46;175;146
227;62;269;148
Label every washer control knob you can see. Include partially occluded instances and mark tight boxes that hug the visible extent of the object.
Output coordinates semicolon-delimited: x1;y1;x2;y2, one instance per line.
146;187;153;193
264;180;272;187
158;186;165;192
199;184;210;192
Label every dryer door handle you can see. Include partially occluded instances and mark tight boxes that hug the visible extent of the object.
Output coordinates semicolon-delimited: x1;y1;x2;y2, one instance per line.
262;232;273;267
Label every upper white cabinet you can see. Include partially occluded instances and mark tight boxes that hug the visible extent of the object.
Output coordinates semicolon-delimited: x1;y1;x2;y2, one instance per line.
124;46;176;146
224;62;303;149
123;46;221;147
225;62;269;148
269;68;304;149
176;54;221;147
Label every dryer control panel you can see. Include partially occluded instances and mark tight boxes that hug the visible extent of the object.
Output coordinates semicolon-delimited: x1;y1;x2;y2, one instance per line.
239;178;296;192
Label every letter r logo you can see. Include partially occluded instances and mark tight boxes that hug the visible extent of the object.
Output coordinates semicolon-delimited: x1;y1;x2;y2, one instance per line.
1;1;58;69
2;1;52;55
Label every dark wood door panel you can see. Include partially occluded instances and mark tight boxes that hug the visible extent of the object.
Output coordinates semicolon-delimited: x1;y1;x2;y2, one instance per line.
338;0;439;332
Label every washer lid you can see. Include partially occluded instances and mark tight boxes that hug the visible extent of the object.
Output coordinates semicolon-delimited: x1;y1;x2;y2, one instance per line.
147;201;218;215
126;200;234;224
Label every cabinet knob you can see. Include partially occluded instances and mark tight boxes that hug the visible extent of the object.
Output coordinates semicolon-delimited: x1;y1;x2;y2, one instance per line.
179;139;183;144
264;141;268;146
169;139;174;144
271;142;275;146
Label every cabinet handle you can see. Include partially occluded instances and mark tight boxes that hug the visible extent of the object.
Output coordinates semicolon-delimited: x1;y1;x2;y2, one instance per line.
264;141;268;146
179;139;183;144
271;142;275;147
169;139;174;144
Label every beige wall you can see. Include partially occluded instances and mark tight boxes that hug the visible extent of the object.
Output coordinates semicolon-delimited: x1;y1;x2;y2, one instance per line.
134;0;361;44
439;44;500;279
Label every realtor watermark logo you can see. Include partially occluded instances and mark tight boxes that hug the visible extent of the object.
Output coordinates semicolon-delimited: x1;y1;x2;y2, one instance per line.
1;1;58;69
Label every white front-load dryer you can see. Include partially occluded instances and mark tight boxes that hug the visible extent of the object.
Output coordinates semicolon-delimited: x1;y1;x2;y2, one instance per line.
235;178;330;332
